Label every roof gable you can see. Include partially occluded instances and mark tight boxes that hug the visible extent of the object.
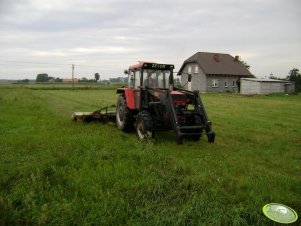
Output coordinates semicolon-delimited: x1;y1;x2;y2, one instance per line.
178;52;252;76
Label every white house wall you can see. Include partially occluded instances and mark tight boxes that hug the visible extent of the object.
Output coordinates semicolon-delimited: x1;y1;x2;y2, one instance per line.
206;75;239;92
181;74;188;89
241;80;251;94
251;81;261;94
260;82;284;94
180;63;206;92
240;79;292;94
180;62;242;93
241;80;260;94
192;72;206;91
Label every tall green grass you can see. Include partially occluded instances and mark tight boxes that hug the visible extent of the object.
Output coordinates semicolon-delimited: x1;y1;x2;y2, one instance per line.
0;87;300;225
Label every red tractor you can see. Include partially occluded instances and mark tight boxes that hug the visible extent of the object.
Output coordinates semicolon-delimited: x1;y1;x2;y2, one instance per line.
115;62;215;144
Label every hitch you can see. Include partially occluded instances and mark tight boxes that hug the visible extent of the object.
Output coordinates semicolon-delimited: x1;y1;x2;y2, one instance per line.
72;105;116;123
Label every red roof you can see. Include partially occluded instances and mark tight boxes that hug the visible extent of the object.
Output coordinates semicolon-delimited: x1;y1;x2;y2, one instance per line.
128;61;155;70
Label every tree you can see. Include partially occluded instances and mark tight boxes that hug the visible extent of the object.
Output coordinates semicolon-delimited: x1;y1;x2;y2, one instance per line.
17;79;29;83
287;68;301;92
269;73;279;80
36;73;49;82
95;73;100;81
22;79;29;83
55;77;62;82
241;60;250;69
239;58;255;78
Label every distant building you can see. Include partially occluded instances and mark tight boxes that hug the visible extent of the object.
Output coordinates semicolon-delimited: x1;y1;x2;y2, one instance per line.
240;78;295;95
62;78;79;83
177;52;252;92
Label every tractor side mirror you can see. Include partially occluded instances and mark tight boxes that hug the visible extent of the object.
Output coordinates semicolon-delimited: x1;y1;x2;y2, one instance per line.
188;74;192;82
124;70;129;75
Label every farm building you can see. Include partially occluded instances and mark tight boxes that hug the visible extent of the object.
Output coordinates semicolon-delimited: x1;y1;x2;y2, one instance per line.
62;78;79;83
240;78;295;95
177;52;252;92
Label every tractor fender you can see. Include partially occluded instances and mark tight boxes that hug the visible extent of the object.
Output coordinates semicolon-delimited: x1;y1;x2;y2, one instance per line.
116;88;135;109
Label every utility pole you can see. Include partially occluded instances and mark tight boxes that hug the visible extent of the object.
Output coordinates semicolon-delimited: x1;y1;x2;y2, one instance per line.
72;64;74;90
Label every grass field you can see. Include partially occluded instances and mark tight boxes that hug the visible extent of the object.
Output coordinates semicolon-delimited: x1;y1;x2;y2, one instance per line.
0;86;300;225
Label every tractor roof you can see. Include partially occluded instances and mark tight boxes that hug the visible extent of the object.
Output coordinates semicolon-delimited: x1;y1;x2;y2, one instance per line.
129;61;152;70
129;61;174;70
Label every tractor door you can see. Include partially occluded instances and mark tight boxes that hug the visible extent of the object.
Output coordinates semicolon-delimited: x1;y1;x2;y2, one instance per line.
117;70;140;110
133;70;141;109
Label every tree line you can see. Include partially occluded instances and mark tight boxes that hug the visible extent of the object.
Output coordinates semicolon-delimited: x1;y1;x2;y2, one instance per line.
287;68;301;92
33;73;132;84
17;68;301;92
36;73;62;82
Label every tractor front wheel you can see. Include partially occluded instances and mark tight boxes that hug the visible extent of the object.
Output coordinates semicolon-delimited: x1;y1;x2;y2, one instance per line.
136;111;153;141
116;94;134;132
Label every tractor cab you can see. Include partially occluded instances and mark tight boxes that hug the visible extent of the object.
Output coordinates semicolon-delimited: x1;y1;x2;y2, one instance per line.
126;62;174;90
116;61;215;144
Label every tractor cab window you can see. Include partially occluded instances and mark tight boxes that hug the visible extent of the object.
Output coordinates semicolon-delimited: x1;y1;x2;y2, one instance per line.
134;70;141;89
148;72;157;88
164;71;170;87
157;72;164;88
158;71;171;89
128;71;135;88
143;70;170;89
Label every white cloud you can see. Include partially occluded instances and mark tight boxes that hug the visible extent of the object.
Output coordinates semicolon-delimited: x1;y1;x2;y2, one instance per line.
0;0;301;79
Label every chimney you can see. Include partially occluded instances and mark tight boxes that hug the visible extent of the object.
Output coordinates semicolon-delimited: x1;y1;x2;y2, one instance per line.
213;53;220;62
234;55;240;62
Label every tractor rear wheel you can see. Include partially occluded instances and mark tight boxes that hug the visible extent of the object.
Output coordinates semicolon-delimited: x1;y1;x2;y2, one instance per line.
136;110;153;140
116;94;134;132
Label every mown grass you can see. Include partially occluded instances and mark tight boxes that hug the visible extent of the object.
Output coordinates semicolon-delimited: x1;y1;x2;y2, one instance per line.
0;87;300;225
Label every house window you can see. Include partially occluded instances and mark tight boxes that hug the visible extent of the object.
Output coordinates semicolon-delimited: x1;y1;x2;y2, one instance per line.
212;79;218;87
188;66;191;74
232;80;236;87
194;65;198;73
225;80;228;87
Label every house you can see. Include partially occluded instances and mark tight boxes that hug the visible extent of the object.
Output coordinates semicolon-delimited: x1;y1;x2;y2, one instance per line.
240;78;295;95
177;52;252;92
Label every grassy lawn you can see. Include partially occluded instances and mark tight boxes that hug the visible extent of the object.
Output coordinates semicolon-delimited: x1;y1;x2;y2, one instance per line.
0;86;300;225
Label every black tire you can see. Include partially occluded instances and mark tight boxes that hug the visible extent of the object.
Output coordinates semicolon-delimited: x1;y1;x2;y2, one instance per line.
116;94;134;132
136;110;154;140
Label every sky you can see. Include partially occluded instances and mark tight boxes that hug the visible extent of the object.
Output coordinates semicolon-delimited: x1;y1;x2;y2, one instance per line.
0;0;300;80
